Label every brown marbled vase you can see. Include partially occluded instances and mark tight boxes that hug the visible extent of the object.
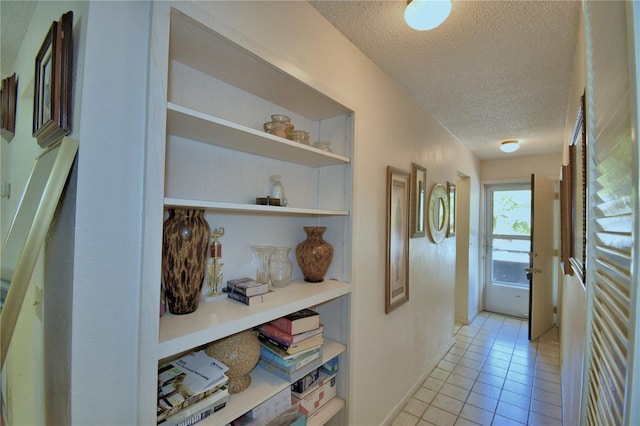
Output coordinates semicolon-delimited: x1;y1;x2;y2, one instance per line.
162;209;210;314
295;226;333;283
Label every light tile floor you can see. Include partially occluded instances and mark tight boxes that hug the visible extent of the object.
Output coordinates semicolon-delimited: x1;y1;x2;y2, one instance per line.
391;312;562;426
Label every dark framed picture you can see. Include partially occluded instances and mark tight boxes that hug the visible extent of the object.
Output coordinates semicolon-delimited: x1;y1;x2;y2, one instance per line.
410;163;427;238
33;11;73;148
569;94;586;282
386;166;410;313
447;181;456;237
0;73;18;141
560;164;573;276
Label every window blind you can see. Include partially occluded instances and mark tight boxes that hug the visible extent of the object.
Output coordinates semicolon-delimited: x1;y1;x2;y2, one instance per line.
583;1;638;425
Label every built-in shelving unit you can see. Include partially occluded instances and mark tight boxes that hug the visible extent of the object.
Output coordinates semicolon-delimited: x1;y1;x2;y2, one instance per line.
141;3;354;425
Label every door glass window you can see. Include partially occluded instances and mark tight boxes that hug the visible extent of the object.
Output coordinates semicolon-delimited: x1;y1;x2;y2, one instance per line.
488;187;531;288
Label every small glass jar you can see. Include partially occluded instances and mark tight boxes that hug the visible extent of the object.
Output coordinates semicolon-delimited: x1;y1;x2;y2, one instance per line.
290;130;309;145
269;247;293;288
264;121;293;139
313;141;333;152
270;114;291;124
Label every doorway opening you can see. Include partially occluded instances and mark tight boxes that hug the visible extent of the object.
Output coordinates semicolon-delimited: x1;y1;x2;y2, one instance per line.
483;183;531;318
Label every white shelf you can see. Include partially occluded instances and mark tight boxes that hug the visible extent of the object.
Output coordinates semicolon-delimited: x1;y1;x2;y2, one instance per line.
198;339;346;426
163;198;350;216
158;280;350;360
308;397;346;426
170;9;351;121
167;103;351;167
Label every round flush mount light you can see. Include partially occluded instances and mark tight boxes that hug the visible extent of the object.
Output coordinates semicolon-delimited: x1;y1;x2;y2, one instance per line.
500;140;520;153
405;0;452;31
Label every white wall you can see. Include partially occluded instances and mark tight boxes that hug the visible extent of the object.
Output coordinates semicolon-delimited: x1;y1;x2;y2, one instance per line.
560;6;587;425
187;3;481;424
68;2;150;424
0;2;87;424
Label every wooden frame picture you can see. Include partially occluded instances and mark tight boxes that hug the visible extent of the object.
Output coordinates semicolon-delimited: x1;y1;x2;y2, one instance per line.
1;73;18;141
447;181;456;237
560;164;573;275
568;94;586;282
410;163;427;238
33;11;73;148
386;166;410;313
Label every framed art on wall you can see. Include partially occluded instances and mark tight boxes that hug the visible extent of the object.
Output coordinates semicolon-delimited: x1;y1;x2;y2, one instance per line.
0;73;17;141
560;164;573;276
386;166;410;313
410;163;427;238
569;94;586;282
33;11;73;148
447;181;456;237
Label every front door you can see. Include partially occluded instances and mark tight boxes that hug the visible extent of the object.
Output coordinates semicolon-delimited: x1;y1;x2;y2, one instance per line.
484;183;532;317
528;174;556;340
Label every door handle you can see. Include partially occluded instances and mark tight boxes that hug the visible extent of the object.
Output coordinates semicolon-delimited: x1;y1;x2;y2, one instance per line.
524;268;542;274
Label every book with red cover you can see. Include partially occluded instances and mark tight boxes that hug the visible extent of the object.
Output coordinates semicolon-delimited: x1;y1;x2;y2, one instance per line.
256;323;324;345
270;309;320;335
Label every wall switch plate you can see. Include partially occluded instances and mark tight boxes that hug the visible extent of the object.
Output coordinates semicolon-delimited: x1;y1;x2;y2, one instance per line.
0;182;10;198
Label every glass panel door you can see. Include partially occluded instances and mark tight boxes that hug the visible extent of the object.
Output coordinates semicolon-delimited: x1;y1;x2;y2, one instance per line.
484;183;531;317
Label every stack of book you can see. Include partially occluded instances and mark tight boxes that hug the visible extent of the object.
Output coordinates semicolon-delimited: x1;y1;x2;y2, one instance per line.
157;350;230;426
224;277;274;306
256;309;324;382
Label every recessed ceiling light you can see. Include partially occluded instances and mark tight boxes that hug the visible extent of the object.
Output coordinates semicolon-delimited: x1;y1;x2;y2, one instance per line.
500;140;520;153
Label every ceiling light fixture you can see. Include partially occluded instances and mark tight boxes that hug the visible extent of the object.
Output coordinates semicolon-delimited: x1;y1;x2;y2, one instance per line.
404;0;452;31
500;140;520;153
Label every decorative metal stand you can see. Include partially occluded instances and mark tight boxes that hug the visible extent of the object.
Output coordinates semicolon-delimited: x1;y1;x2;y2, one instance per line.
204;227;226;302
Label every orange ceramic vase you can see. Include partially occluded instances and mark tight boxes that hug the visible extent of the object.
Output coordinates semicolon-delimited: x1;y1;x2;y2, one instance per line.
295;226;333;282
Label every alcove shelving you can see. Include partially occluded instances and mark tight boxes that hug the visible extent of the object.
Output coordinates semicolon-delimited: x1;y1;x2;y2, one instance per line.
140;2;354;425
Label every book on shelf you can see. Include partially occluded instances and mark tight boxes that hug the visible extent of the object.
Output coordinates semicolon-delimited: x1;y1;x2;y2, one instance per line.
158;386;229;426
258;333;323;356
260;338;323;361
257;333;324;355
258;356;323;383
269;308;320;335
157;350;229;422
256;322;324;345
225;277;270;297
226;289;275;306
260;346;322;371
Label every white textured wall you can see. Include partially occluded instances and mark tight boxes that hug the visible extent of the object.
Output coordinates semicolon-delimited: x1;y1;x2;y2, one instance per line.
481;153;562;182
70;1;150;423
0;2;87;424
560;6;586;425
188;2;481;424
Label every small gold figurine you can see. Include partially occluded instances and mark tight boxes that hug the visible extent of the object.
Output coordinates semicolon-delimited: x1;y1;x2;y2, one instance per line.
206;227;225;295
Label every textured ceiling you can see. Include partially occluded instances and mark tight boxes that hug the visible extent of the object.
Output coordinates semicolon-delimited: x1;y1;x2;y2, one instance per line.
309;1;581;160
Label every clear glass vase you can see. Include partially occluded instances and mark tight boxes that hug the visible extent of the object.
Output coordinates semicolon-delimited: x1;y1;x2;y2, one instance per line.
252;246;274;284
269;247;293;288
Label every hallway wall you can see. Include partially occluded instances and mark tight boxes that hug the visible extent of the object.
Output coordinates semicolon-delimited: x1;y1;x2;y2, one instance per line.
559;6;586;425
0;2;88;424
